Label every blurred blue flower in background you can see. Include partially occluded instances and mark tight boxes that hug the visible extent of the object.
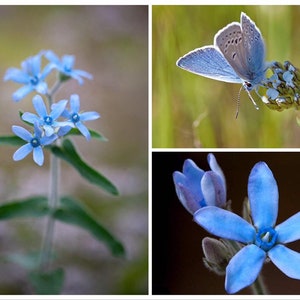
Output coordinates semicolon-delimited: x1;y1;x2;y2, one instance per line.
194;161;300;294
173;153;226;214
4;53;52;102
45;50;93;84
12;122;57;166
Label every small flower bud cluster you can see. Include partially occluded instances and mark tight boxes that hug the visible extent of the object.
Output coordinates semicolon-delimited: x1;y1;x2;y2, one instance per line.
261;61;300;111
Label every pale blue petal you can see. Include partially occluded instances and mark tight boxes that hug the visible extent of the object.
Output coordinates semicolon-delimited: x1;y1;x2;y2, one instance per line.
276;212;300;243
41;134;57;146
201;171;226;207
76;122;90;140
4;68;29;83
70;73;84;85
32;95;47;117
13;144;33;161
44;125;54;136
22;112;40;124
268;244;300;279
35;81;48;94
12;85;33;102
248;162;278;228
194;207;255;243
62;55;75;70
73;69;93;80
50;100;68;119
12;125;32;142
70;94;80;112
207;153;226;193
44;50;60;65
57;126;72;137
40;63;54;80
33;147;44;166
225;244;266;294
80;111;100;121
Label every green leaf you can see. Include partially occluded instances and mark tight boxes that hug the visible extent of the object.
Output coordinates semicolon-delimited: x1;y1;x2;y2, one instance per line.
51;139;119;195
0;135;25;146
67;128;108;141
54;196;125;257
0;196;49;220
29;268;64;295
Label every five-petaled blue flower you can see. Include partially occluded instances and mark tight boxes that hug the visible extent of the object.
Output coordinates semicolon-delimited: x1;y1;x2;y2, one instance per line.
22;95;69;136
4;53;52;102
58;94;100;141
44;50;93;85
12;123;57;166
173;154;226;214
194;162;300;294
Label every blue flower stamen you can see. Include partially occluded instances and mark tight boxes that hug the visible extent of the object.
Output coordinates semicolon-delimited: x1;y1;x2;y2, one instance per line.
255;227;278;252
30;137;41;148
44;116;53;125
71;113;80;123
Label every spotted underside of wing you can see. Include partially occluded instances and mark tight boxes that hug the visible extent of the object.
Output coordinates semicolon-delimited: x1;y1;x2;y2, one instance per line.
176;46;242;83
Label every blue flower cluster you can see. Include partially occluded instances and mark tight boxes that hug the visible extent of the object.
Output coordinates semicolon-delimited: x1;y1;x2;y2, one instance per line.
5;50;100;166
173;155;300;294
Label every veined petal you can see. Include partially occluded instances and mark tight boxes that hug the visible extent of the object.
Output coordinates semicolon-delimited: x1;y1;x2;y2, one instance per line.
201;171;226;207
12;125;32;142
207;153;226;193
33;147;44;166
12;85;33;102
268;244;300;279
70;94;80;112
248;162;278;228
62;55;75;70
13;143;33;161
80;111;100;121
225;244;266;294
194;207;255;243
30;54;41;75
32;95;47;117
41;134;57;146
275;212;300;243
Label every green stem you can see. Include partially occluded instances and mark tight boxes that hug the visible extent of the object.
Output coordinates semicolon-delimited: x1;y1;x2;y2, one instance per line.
250;273;268;295
39;151;60;271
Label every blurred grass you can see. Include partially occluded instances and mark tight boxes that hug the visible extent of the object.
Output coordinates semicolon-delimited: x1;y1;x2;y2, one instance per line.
153;5;300;147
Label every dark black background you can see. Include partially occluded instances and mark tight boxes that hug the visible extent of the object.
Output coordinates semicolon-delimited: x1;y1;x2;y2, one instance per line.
152;151;300;295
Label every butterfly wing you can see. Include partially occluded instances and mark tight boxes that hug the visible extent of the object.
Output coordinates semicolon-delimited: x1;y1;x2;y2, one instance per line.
214;13;265;88
176;46;242;83
241;12;265;84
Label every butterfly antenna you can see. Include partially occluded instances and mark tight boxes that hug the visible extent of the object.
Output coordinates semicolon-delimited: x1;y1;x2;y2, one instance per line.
235;86;242;119
246;90;259;110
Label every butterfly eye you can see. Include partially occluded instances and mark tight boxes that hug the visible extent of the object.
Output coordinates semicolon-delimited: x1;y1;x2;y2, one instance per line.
245;82;253;89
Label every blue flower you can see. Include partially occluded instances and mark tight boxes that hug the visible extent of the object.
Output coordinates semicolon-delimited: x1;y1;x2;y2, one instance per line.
173;154;226;214
4;53;52;102
22;95;69;136
12;123;57;166
44;50;93;85
194;162;300;294
58;94;100;141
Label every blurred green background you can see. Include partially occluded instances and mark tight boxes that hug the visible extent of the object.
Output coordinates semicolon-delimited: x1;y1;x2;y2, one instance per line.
153;5;300;147
0;6;147;294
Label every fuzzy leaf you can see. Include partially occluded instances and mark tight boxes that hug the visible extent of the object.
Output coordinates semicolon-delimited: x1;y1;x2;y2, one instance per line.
67;128;108;141
0;135;25;146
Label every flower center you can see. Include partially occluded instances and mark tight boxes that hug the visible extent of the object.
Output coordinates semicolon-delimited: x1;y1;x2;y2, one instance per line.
71;113;80;123
44;116;53;125
30;76;39;85
255;227;278;252
30;137;40;148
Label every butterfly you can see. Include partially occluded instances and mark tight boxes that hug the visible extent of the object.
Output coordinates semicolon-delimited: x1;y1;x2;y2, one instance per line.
176;12;266;114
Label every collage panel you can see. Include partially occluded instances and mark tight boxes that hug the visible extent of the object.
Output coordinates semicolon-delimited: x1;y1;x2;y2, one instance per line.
152;151;300;295
0;5;148;295
152;5;300;148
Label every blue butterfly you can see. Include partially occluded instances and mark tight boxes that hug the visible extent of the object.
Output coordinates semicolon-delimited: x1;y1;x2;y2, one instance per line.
176;12;267;111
